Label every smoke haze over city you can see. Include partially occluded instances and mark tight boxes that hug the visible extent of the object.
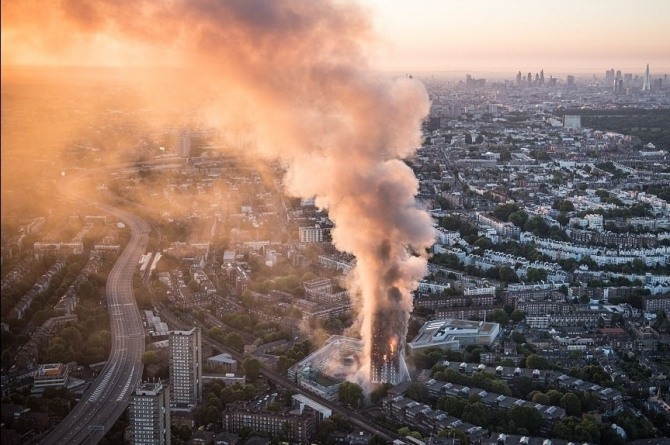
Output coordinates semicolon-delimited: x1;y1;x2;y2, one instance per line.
2;0;435;388
3;1;670;444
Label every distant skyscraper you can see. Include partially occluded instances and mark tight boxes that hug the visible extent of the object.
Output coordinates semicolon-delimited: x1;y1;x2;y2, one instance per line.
516;71;522;86
613;79;624;94
180;132;192;157
527;72;532;86
566;75;575;88
169;327;202;410
428;116;441;131
129;381;171;445
642;64;651;91
540;69;545;86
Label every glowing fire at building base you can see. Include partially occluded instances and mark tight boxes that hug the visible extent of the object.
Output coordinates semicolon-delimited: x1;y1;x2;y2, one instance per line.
369;310;411;386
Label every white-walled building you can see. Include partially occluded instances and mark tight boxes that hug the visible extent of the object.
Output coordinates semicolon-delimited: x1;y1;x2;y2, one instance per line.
408;319;500;353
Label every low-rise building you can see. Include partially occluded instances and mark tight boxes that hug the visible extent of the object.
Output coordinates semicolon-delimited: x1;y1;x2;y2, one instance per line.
223;402;317;444
408;319;500;353
207;353;237;374
32;363;69;394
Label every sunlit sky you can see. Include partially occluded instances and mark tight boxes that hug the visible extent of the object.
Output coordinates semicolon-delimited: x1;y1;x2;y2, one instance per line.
364;0;670;75
2;0;669;76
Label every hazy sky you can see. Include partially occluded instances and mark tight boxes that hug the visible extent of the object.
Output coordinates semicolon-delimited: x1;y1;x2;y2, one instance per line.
2;0;669;76
363;0;670;74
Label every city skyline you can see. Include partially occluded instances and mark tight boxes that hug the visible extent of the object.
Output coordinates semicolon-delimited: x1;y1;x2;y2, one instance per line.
1;1;670;443
2;0;669;74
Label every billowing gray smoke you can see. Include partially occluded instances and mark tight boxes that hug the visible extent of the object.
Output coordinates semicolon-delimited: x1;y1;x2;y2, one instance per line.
3;0;436;388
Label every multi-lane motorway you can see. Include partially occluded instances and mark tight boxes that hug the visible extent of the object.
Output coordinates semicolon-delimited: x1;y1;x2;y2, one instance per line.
41;204;149;445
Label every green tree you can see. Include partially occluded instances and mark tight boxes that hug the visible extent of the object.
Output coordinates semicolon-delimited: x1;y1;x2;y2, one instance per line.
338;381;364;408
78;279;95;299
436;396;466;417
526;267;548;283
510;310;525;323
172;424;192;443
398;427;411;436
561;392;582;416
531;392;550;405
438;429;469;444
526;354;550;370
490;309;510;325
60;326;83;346
547;389;563;406
462;402;490;426
509;211;529;228
208;327;226;344
498;266;518;283
488;380;512;396
512;332;526;344
406;382;429;403
493;203;520;222
509;405;543;435
142;351;160;365
314;419;337;445
242;358;261;382
552;199;575;212
224;332;244;352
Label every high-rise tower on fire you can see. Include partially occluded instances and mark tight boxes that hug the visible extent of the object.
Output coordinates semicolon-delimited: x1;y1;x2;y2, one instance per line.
370;309;405;385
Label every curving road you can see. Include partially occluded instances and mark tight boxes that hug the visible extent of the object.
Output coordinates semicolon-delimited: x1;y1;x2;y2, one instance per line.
41;203;150;444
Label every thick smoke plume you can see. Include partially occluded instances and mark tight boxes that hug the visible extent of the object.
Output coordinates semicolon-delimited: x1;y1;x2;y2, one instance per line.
3;0;435;388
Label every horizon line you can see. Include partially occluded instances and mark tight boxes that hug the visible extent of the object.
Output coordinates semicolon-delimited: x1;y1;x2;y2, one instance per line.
2;63;669;78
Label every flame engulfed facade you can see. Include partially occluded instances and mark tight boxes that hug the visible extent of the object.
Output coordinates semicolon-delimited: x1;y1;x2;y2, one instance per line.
370;309;409;385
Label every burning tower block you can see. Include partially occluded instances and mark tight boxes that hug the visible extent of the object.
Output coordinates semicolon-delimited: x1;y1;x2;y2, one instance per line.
370;309;409;385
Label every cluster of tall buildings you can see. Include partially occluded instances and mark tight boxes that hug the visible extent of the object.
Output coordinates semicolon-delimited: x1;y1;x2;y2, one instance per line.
465;74;486;89
515;69;556;87
129;327;202;445
606;64;661;93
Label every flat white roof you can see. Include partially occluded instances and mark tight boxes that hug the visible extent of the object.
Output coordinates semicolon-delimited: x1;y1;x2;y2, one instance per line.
292;394;332;417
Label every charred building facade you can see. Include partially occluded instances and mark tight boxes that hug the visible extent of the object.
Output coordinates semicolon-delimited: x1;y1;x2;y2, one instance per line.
369;309;407;385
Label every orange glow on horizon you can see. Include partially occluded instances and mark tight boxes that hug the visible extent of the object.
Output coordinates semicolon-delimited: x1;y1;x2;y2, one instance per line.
3;0;669;74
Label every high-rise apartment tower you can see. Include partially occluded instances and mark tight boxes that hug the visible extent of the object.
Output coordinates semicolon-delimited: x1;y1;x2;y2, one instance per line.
169;327;202;410
129;381;171;445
